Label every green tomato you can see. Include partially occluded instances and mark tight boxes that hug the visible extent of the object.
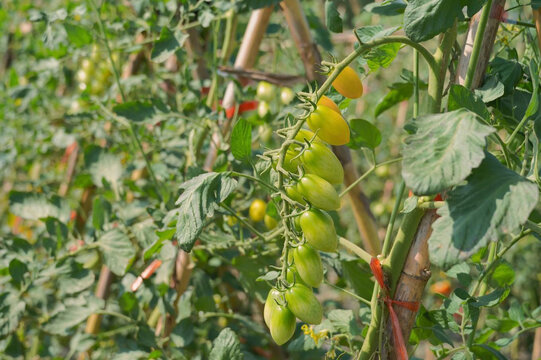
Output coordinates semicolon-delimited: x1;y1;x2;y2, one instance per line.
296;174;340;211
264;214;278;230
307;105;350;145
285;284;322;325
258;101;270;117
294;129;324;145
258;123;273;143
256;81;275;102
286;266;307;286
300;142;344;184
293;216;301;232
285;184;306;205
280;87;295;105
293;244;323;287
269;304;296;345
264;288;281;328
299;208;338;252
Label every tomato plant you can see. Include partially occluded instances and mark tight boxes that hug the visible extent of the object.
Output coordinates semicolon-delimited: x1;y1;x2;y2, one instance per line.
2;0;541;359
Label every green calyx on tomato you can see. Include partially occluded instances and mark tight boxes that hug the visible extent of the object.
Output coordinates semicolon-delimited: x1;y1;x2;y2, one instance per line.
307;105;350;146
249;199;266;222
300;142;344;184
296;174;340;211
299;208;338;252
293;244;323;287
331;66;363;99
285;283;322;325
269;304;296;345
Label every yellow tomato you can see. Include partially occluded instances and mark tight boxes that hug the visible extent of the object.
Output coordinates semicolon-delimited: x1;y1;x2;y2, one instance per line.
317;95;340;114
307;105;350;145
264;214;278;230
332;66;363;99
249;199;267;222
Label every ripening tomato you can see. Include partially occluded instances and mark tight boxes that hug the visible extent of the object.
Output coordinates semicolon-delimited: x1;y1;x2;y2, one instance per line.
294;129;325;146
332;66;363;99
299;208;338;252
269;304;296;345
285;284;322;324
264;288;281;327
249;199;267;222
430;280;452;297
264;214;278;230
307;105;350;146
300;142;344;184
257;81;275;102
317;95;340;114
296;174;340;211
258;101;270;117
280;87;295;105
285;184;306;205
293;244;323;287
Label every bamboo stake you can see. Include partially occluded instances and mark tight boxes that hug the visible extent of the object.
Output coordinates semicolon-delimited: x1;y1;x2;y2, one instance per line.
534;8;541;53
281;0;381;254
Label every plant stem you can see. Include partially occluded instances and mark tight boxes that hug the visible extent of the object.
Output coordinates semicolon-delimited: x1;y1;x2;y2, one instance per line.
339;158;403;198
417;201;445;210
221;203;266;240
413;49;420;118
464;0;494;89
338;237;372;264
230;171;279;192
382;181;406;257
324;280;371;306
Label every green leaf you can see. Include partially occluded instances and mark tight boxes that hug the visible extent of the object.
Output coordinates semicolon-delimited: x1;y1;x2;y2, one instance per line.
256;270;279;282
9;191;70;223
98;229;136;276
448;85;491;120
375;82;413;117
364;0;406;16
0;293;26;337
474;76;505;103
325;0;343;33
209;328;242;360
533;0;541;9
460;0;488;17
402;109;494;195
230;118;252;161
327;309;359;334
8;259;28;285
151;27;187;63
489;260;515;287
366;43;401;72
429;153;539;269
113;101;159;123
58;264;95;295
347;119;382;149
63;23;92;47
170;318;194;347
44;298;104;335
355;25;399;44
173;172;237;252
84;145;123;188
92;196;111;231
404;0;462;42
488;57;522;93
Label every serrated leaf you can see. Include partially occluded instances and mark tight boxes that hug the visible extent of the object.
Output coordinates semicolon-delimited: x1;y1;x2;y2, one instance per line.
366;42;400;72
404;0;462;42
98;229;136;276
375;82;413;117
0;293;25;337
230;119;252;161
448;85;491;120
364;0;406;16
9;191;70;223
174;172;237;252
151;27;187;63
429;153;539;268
44;299;104;335
402;109;494;195
113;101;159;123
84;146;123;188
348;119;381;149
64;23;92;47
325;0;342;33
209;328;242;360
474;76;505;103
9;259;28;285
355;25;399;44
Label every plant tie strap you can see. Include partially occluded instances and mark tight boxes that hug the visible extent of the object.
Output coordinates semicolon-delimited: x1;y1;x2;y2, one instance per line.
369;257;420;360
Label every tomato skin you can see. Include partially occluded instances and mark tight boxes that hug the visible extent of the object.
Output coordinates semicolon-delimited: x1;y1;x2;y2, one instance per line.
269;304;296;345
307;105;350;146
264;289;281;327
301;142;344;184
293;244;323;287
285;185;307;205
257;81;275;102
293;216;302;232
299;209;338;252
249;199;267;222
296;174;340;211
264;214;278;230
286;266;308;286
294;129;324;145
317;95;341;114
258;101;270;117
280;87;295;105
285;284;322;324
332;66;363;99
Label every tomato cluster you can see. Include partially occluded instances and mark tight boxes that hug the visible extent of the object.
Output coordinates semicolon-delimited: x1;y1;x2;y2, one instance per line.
263;66;363;345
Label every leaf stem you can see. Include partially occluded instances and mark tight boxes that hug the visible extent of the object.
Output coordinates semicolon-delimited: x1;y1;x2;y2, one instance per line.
339;157;402;198
338;237;372;264
221;203;266;240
